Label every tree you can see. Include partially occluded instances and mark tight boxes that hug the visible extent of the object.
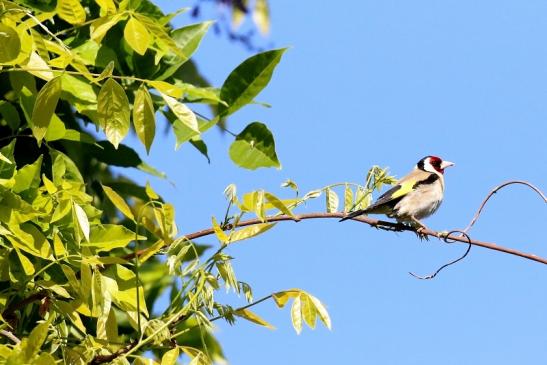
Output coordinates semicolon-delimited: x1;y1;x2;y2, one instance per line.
0;0;332;363
0;1;545;364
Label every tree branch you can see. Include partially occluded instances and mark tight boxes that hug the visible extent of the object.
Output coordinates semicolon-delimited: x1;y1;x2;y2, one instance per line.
157;212;546;266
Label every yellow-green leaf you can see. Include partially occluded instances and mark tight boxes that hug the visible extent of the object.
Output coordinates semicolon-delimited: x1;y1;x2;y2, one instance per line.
0;24;21;62
14;248;35;276
228;223;274;244
309;295;332;330
95;0;116;16
82;225;145;252
145;181;159;200
73;202;90;242
160;92;199;133
291;294;303;335
90;13;126;43
149;80;183;98
344;184;354;212
133;85;155;153
211;216;229;244
325;187;339;213
161;347;179;365
56;0;86;24
272;289;300;308
300;294;317;329
235;308;275;329
264;192;296;218
31;76;62;144
124;17;151;55
252;0;270;35
98;78;130;149
102;185;135;221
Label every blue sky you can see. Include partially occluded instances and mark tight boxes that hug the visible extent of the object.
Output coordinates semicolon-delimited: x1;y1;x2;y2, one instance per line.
128;1;547;363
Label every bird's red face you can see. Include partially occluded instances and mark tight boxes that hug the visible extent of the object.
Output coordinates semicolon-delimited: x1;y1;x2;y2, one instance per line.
419;156;455;174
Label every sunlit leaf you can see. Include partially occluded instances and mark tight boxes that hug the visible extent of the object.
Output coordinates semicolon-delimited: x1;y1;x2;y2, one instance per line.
133;85;156;153
212;216;229;244
235;308;275;329
290;294;303;335
309;295;332;330
228;223;275;243
0;24;21;62
219;48;287;116
90;13;127;43
229;122;280;170
82;225;145;252
252;0;270;35
264;192;296;218
161;347;179;365
13;155;42;193
344;184;354;212
124;17;151;55
56;0;86;24
160;92;199;133
102;185;135;221
300;294;316;329
98;78;130;149
73;202;90;242
325;188;339;213
31;76;62;144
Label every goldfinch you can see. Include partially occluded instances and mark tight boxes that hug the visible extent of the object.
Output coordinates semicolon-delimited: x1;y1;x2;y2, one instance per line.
340;156;454;229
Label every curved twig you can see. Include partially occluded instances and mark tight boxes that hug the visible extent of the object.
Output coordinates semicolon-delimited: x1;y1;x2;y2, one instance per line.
409;230;473;280
463;181;546;234
0;330;20;344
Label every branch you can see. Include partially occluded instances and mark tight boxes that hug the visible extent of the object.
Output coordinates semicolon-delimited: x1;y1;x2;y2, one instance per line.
0;330;20;345
150;212;547;266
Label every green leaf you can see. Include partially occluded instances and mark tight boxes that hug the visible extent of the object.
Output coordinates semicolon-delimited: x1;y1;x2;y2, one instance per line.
309;295;332;330
145;181;159;200
234;308;275;329
0;101;21;131
124;16;151;55
14;248;35;276
344;184;354;212
31;76;62;144
98;78;130;149
104;264;148;315
325;188;339;213
24;319;51;361
189;137;210;163
300;294;316;329
0;24;21;62
160;92;199;133
228;223;275;244
229;122;280;170
264;192;296;218
0;140;16;180
211;216;229;244
219;48;287;116
82;225;145;252
13;155;43;193
161;348;180;365
272;290;299;308
56;0;87;24
291;294;303;335
102;185;135;221
73;202;90;242
133;85;156;153
8;223;53;259
90;13;127;43
174;21;212;57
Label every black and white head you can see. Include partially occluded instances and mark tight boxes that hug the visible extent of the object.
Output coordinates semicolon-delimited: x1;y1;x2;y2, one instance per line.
417;156;455;175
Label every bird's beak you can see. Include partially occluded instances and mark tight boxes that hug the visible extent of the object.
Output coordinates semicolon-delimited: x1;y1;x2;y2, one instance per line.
441;161;455;169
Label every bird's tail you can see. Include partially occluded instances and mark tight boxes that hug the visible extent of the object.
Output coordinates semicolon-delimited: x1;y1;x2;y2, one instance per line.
339;209;367;222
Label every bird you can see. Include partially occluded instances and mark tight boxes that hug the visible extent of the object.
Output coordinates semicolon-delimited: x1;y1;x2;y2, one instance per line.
340;156;454;231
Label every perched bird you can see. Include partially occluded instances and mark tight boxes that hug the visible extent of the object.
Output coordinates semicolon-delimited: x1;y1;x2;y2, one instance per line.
340;156;454;230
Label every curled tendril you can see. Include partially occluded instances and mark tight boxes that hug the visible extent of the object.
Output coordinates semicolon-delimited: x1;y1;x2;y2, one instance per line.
409;230;472;280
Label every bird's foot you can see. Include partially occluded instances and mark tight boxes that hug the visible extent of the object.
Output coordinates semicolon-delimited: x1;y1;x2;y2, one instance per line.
414;226;430;241
437;230;450;239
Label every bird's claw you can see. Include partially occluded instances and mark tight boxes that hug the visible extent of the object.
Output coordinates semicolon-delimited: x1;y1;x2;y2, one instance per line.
414;226;430;241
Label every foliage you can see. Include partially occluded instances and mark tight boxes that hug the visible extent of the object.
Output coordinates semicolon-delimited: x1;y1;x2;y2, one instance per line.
0;0;396;363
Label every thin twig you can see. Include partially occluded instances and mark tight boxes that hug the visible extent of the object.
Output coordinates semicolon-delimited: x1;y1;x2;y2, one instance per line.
0;330;20;344
463;180;546;234
409;230;473;280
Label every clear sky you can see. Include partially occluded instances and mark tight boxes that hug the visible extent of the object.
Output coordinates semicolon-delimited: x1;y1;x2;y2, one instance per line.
129;1;546;364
